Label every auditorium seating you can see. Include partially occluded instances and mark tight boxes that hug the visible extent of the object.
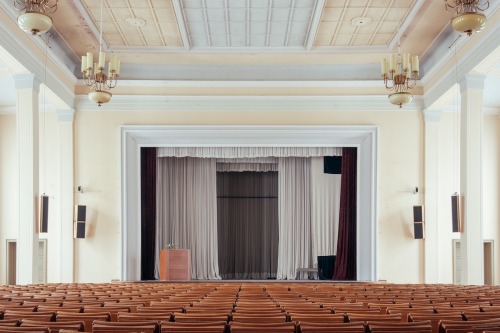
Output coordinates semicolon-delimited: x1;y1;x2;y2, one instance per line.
1;282;500;332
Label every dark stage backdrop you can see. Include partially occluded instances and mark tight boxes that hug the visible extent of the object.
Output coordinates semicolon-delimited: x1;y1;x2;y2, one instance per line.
217;171;279;279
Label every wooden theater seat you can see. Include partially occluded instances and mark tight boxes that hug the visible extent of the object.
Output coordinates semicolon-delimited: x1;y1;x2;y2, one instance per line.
20;319;84;332
160;321;227;333
92;320;158;333
228;321;296;333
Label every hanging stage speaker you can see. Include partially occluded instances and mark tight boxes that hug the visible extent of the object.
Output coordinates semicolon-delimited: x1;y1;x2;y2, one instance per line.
40;195;49;233
74;205;86;239
317;255;336;280
451;194;461;232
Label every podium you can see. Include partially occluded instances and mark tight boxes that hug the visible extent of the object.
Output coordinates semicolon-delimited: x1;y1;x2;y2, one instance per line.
159;249;191;280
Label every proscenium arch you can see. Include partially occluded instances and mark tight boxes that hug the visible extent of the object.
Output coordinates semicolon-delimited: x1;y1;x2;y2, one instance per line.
120;125;378;281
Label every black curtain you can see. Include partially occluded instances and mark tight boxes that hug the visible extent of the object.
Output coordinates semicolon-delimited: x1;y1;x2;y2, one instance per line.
217;171;278;279
140;147;157;280
333;147;357;280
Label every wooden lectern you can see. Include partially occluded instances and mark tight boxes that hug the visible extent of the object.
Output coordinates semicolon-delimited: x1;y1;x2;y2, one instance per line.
159;249;191;280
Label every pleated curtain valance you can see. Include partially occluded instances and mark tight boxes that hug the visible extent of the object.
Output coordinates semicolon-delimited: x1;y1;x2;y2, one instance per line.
157;147;342;158
216;163;278;172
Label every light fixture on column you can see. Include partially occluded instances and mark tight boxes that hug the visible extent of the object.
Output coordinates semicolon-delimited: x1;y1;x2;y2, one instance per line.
445;0;489;36
380;0;419;108
81;0;120;106
14;0;58;35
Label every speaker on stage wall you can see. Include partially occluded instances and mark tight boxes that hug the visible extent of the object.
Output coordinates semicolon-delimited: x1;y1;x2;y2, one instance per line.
317;255;336;280
40;195;49;233
74;205;86;239
451;194;461;232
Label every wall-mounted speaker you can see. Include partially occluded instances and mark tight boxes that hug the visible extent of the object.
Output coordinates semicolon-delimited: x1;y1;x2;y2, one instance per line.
451;194;461;232
74;205;86;239
40;195;49;233
413;205;424;223
74;222;86;239
414;222;425;239
75;205;86;222
412;205;424;239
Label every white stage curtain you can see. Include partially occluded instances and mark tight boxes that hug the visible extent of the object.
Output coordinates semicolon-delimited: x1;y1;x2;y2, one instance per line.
277;157;312;279
310;157;341;268
158;147;342;158
155;157;221;280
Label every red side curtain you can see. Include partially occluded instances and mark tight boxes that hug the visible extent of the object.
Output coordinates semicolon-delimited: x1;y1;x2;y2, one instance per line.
333;147;357;280
140;147;157;280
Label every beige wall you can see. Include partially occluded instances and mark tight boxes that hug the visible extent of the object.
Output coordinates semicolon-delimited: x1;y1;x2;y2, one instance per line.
73;110;425;283
0;115;18;285
1;109;498;284
482;115;500;284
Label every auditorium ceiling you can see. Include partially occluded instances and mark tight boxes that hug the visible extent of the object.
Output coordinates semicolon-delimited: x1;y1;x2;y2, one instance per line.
0;0;499;110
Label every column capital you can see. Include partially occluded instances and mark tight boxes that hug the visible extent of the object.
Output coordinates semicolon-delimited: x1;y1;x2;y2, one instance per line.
56;109;75;123
423;109;443;123
13;74;41;92
459;74;486;93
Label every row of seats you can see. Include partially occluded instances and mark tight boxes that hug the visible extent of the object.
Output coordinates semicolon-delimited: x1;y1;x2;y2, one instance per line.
0;282;500;332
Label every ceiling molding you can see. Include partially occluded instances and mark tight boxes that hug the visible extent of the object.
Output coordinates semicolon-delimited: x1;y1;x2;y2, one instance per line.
75;94;424;112
305;0;326;50
388;0;427;51
94;79;388;88
423;21;500;109
171;0;191;50
71;0;109;51
0;6;76;109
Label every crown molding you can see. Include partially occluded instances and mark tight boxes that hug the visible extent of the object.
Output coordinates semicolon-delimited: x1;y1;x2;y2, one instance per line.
0;5;76;109
423;20;500;110
75;94;424;112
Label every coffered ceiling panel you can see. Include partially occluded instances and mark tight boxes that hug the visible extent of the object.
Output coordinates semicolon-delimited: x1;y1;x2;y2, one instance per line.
314;0;416;47
81;0;184;47
179;0;318;48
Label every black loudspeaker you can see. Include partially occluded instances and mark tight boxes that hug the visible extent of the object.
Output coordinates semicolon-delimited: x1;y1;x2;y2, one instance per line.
40;195;49;233
74;205;86;239
414;222;425;239
412;205;424;239
317;255;336;280
451;194;461;232
413;205;424;222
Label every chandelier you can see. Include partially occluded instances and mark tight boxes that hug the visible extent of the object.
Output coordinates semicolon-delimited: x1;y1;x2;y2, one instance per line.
445;0;489;36
380;0;419;108
381;53;419;108
14;0;58;35
81;0;120;106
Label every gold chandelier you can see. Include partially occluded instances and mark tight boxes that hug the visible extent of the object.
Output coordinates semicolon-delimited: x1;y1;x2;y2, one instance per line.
81;0;120;106
380;0;419;108
14;0;58;35
381;53;419;108
445;0;489;36
81;53;120;106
